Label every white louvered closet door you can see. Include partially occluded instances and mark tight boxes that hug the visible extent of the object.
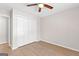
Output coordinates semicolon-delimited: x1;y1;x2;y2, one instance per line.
0;16;8;44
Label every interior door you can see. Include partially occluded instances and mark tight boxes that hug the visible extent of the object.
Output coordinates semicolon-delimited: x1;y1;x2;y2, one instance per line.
0;16;8;44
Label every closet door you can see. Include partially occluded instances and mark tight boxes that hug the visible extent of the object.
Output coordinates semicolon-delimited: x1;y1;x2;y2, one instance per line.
16;16;25;44
15;15;29;46
0;16;8;44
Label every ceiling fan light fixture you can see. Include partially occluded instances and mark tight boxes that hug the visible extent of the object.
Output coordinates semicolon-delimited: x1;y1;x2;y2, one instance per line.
38;4;44;8
27;3;53;12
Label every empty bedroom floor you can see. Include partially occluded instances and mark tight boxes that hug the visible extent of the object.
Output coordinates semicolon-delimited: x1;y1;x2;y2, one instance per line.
0;41;79;56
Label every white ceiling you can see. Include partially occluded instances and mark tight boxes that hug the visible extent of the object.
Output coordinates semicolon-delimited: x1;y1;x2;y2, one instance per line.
0;3;79;17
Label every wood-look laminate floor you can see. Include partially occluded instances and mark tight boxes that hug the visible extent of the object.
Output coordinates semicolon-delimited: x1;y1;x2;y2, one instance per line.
0;41;79;56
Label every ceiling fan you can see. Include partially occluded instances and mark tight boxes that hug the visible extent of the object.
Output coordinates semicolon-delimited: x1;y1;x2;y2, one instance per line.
27;3;53;12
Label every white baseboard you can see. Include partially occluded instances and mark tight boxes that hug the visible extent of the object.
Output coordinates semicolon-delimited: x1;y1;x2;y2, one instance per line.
41;40;79;52
12;40;40;50
10;39;79;52
0;41;7;44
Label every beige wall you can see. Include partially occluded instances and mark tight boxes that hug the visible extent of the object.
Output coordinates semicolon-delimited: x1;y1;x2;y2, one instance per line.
40;7;79;51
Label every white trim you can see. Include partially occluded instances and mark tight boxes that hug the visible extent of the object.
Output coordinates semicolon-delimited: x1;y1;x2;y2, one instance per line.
0;15;10;18
12;40;40;50
41;40;79;52
0;41;8;44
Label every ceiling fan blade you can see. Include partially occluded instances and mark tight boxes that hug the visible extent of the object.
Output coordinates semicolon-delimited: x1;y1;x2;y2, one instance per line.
27;4;38;6
44;4;53;9
39;8;41;12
